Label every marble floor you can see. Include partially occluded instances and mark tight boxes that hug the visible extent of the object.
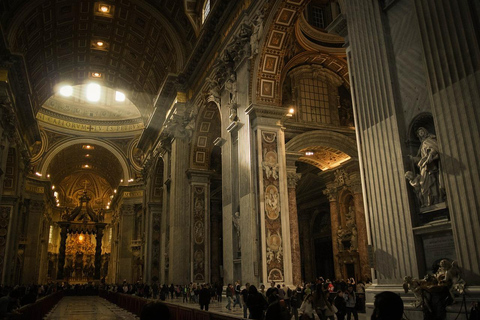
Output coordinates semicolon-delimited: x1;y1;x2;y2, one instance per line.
45;296;366;320
45;296;139;320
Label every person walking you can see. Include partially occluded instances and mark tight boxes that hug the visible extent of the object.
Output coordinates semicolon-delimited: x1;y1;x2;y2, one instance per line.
233;281;242;309
226;283;234;311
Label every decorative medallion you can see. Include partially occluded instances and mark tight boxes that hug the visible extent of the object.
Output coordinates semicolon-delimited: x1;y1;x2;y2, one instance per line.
265;185;280;220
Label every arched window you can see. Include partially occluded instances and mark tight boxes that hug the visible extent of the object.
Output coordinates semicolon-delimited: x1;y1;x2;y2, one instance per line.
203;0;211;23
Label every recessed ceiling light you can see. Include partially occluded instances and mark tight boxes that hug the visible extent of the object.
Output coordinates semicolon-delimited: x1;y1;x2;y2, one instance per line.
96;41;104;47
305;151;314;156
85;154;90;157
92;72;102;78
82;164;90;169
59;85;73;97
115;91;125;102
100;5;109;13
83;145;94;150
35;172;42;177
86;83;101;102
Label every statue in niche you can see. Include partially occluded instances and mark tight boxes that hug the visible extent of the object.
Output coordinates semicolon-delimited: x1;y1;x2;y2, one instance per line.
232;211;241;252
225;71;238;122
250;10;264;56
405;171;424;207
408;127;445;207
337;227;345;251
206;76;221;103
350;227;358;250
345;205;356;228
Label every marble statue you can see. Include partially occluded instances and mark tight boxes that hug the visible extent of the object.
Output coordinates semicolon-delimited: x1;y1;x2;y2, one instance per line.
345;205;356;228
337;226;345;251
232;211;241;251
350;227;358;250
408;127;445;207
405;171;424;206
250;10;264;56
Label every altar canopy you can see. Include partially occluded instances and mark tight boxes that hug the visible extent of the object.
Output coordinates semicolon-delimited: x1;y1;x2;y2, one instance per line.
57;191;107;281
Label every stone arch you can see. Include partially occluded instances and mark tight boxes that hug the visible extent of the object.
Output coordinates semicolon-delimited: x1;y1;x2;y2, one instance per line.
252;0;308;106
190;101;221;169
38;138;131;184
285;130;358;159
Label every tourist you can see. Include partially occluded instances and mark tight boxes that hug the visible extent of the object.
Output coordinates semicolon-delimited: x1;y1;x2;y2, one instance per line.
233;280;242;308
246;285;268;320
199;284;211;311
241;282;250;318
299;294;315;320
334;290;347;320
225;283;234;310
371;291;403;320
344;285;358;320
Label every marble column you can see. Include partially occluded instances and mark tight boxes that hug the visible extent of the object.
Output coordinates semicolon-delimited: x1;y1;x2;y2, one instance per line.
344;0;419;282
94;226;105;280
300;217;313;281
57;225;68;280
413;0;480;284
168;136;191;284
324;186;342;280
287;170;302;286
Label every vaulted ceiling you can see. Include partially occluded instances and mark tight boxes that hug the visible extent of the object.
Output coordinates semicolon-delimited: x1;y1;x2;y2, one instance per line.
0;0;196;122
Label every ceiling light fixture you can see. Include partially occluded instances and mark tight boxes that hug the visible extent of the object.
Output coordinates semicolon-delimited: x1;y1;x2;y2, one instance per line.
99;5;109;13
35;172;42;177
92;72;102;78
305;151;314;156
96;41;104;47
59;85;73;97
115;91;125;102
86;83;101;102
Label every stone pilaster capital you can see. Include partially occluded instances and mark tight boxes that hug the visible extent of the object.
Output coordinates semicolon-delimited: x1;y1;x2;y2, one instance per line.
287;172;301;188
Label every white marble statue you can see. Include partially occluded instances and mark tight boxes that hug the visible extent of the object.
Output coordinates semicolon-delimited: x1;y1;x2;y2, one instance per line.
408;127;445;207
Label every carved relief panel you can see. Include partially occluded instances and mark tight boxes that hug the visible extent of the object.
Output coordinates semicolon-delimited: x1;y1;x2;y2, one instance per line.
261;131;284;282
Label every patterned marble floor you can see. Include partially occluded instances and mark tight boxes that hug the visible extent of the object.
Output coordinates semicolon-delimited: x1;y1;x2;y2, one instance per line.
45;296;366;320
45;296;139;320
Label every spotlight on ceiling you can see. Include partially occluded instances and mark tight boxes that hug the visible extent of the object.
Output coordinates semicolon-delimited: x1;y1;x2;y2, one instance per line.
86;83;101;102
59;85;73;97
99;5;110;13
96;41;104;47
82;164;91;169
115;91;125;102
305;151;314;156
92;72;102;78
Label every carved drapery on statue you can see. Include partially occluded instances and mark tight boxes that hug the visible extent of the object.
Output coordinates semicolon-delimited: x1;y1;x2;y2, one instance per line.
57;191;107;281
261;131;284;282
